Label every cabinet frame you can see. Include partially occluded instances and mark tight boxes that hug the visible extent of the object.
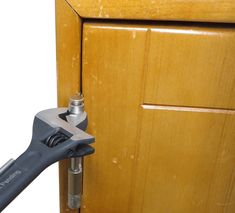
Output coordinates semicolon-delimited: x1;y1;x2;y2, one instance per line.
56;0;82;212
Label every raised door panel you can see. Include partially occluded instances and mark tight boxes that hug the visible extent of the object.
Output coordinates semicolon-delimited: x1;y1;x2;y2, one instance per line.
131;107;235;213
144;25;235;109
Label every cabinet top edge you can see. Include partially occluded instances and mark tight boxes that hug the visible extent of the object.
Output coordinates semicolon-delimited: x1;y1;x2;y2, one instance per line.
66;0;235;24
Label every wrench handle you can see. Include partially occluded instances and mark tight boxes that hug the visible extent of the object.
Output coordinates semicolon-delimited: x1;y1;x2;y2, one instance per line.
0;148;48;212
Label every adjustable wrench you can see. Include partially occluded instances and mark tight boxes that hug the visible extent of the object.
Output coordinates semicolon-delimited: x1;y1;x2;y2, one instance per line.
0;97;94;212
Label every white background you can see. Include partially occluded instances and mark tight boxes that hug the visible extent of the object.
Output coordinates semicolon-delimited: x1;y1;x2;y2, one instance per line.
0;0;59;212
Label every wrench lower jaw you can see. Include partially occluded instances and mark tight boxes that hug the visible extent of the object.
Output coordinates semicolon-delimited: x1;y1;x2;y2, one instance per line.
67;144;95;159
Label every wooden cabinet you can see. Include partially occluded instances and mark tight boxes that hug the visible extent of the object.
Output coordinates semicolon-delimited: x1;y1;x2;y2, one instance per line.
56;1;235;213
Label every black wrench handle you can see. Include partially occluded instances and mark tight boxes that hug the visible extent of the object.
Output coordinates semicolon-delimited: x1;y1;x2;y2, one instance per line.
0;148;49;212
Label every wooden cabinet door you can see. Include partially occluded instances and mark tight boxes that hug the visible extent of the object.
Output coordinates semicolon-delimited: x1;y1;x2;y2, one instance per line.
82;23;235;213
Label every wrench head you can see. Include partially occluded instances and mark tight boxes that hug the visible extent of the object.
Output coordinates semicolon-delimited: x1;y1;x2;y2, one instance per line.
29;108;95;162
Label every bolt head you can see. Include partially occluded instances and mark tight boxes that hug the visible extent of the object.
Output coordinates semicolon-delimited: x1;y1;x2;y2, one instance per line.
68;93;84;115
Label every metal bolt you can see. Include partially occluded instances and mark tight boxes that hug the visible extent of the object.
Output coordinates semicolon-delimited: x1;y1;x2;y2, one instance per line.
68;93;84;115
67;93;85;209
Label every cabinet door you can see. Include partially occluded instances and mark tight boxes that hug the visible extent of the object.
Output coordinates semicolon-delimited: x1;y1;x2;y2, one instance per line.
82;23;235;213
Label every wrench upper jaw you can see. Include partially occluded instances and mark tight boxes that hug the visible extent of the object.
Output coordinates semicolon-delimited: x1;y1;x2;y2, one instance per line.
36;108;87;131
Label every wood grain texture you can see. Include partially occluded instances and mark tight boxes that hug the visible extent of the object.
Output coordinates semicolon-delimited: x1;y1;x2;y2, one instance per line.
130;108;235;213
66;0;235;23
82;22;235;213
144;25;235;109
56;0;81;107
82;23;147;213
56;0;81;212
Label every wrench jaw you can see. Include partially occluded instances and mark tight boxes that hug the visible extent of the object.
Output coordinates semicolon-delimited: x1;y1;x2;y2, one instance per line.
67;143;95;159
29;109;95;165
